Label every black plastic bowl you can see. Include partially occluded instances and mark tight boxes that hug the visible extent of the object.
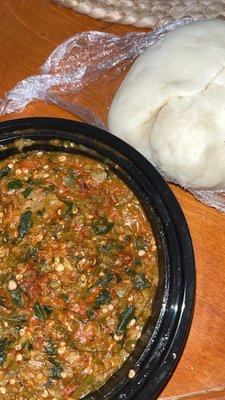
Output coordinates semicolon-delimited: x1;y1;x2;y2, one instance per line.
0;117;195;400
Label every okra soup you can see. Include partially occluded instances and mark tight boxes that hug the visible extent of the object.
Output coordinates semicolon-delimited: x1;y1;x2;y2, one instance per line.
0;143;159;399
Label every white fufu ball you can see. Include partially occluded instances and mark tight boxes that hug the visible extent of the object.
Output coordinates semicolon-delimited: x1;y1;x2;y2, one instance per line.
108;20;225;189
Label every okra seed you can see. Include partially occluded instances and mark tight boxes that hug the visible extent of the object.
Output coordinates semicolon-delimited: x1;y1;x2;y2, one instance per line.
129;319;136;327
16;354;23;362
138;250;146;257
59;155;67;162
8;280;17;291
114;334;123;342
55;264;64;272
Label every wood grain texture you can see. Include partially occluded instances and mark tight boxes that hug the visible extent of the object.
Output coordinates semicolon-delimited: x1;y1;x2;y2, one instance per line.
162;388;225;400
0;1;225;399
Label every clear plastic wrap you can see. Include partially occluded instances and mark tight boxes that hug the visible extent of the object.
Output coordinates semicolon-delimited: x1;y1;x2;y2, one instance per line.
0;17;224;213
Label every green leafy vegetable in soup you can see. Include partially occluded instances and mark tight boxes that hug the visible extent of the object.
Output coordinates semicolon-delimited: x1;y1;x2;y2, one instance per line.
18;210;33;239
0;148;158;399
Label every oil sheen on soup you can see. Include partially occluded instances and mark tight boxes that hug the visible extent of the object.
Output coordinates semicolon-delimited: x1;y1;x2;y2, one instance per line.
0;148;158;399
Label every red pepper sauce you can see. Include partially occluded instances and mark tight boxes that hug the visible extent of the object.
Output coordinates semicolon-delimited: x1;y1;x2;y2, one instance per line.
0;150;158;399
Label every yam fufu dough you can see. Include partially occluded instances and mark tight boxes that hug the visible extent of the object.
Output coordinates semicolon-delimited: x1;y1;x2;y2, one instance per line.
108;20;225;190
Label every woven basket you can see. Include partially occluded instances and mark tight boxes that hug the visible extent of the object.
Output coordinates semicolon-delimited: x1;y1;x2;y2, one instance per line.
54;0;225;28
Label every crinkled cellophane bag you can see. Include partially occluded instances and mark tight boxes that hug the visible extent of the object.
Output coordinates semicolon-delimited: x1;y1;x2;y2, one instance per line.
0;18;224;213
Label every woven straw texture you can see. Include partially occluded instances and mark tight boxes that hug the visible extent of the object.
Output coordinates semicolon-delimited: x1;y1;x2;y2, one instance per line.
54;1;225;27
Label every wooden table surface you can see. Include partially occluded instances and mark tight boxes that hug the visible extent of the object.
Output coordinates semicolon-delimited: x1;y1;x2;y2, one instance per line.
0;1;225;399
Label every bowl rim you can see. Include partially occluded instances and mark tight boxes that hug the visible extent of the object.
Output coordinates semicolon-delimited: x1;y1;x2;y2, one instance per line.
0;117;195;400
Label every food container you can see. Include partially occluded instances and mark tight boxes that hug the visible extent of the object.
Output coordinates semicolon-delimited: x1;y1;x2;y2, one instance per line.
0;117;195;400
